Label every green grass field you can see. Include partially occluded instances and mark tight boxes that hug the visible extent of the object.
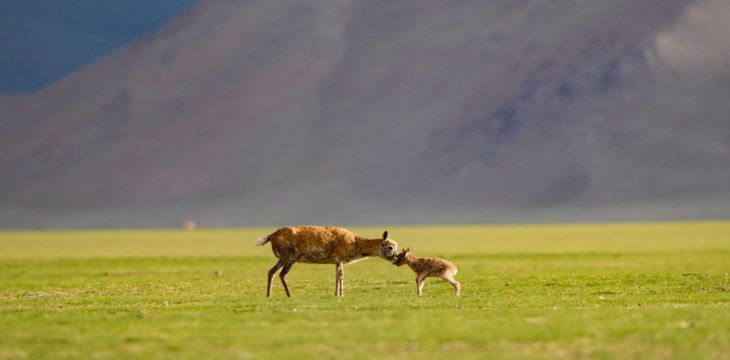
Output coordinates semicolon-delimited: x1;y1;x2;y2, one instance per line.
1;222;729;359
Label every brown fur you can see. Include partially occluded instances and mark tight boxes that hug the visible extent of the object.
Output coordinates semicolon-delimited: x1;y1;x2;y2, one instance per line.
257;225;398;297
393;248;460;296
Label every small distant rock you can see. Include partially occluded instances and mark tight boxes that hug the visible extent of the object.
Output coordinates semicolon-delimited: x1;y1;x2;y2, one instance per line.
183;220;197;230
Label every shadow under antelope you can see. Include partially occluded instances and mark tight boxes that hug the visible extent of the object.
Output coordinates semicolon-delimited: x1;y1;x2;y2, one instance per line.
256;225;398;297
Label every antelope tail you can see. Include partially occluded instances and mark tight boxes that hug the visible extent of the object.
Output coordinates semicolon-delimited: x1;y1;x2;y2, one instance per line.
255;236;270;246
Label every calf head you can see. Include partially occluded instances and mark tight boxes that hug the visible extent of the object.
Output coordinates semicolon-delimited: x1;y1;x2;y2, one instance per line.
392;248;410;266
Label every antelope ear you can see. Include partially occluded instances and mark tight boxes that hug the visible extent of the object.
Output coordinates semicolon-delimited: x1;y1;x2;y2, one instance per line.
404;248;410;253
382;231;389;240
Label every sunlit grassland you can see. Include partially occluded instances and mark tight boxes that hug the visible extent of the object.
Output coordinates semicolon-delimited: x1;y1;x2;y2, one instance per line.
1;222;729;359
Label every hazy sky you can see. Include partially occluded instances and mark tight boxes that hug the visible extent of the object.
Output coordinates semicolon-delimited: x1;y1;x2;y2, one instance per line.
0;0;198;93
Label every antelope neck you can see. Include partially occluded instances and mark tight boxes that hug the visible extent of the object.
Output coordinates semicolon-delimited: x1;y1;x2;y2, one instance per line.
354;237;382;257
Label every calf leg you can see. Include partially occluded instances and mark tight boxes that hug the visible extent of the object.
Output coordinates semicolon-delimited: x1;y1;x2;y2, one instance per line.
416;273;427;296
267;260;284;298
442;273;461;296
279;262;294;297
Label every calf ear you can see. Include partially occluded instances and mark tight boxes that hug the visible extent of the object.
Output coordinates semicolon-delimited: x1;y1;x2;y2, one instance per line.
382;231;389;240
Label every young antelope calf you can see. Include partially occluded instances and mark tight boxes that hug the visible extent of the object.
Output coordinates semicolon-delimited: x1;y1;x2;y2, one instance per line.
392;248;460;296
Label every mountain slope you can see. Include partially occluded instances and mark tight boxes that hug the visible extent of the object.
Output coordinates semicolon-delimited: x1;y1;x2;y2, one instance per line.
0;0;198;92
1;0;729;228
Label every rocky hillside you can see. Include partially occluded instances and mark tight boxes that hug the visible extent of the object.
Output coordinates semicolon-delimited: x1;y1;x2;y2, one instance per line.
1;0;729;228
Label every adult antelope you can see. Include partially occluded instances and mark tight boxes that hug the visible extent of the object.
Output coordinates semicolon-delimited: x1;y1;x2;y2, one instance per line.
256;226;398;297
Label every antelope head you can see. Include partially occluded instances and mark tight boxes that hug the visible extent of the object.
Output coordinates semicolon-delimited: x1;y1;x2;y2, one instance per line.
380;231;398;259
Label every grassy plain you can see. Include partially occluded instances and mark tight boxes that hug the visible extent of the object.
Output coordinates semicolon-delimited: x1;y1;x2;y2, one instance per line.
1;222;729;359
